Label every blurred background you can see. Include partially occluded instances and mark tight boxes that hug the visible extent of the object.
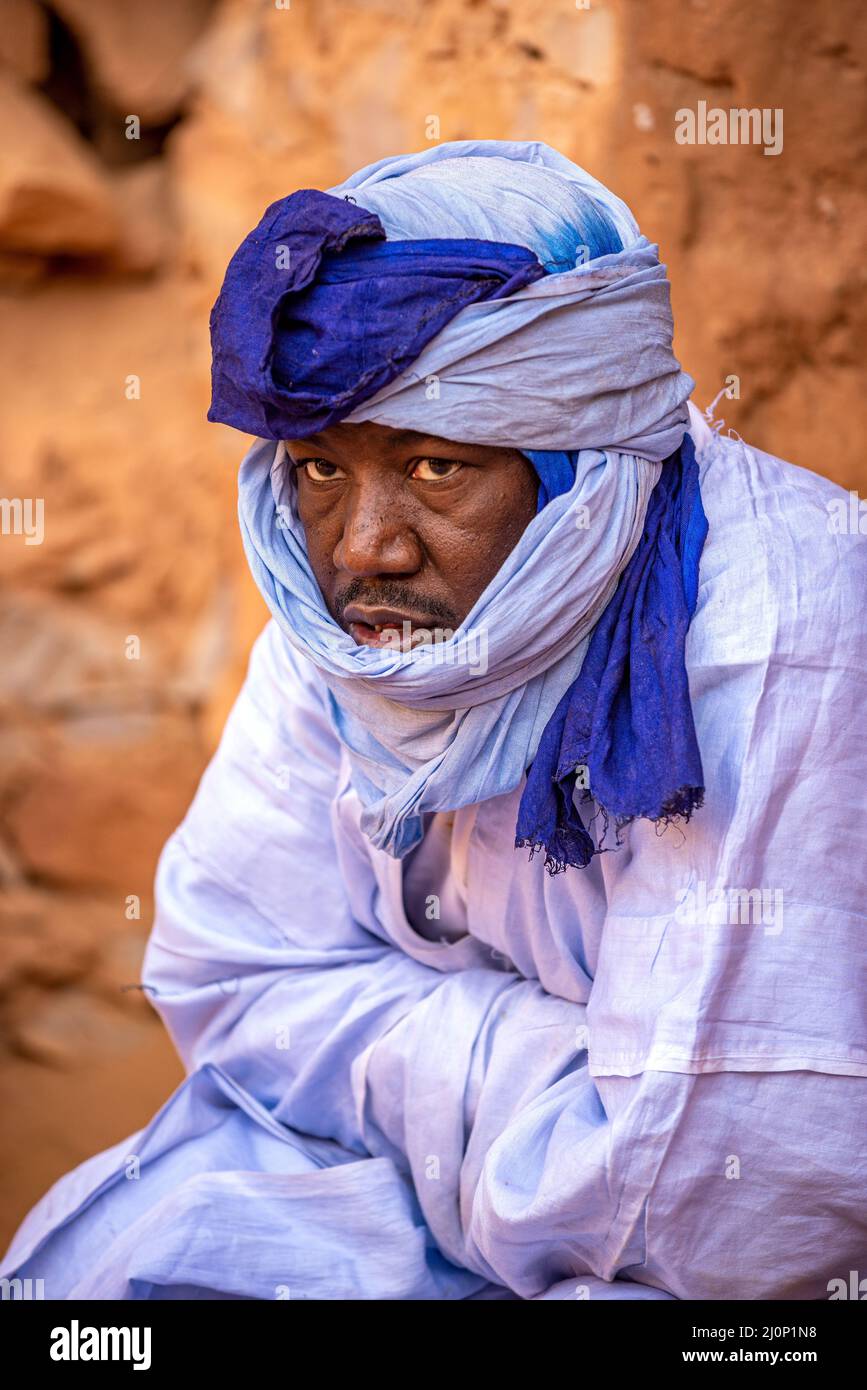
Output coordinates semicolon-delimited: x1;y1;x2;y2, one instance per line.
1;0;865;1247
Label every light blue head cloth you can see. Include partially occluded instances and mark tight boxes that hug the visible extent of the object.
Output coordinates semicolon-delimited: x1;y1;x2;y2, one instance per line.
330;141;691;459
238;141;696;859
328;144;641;513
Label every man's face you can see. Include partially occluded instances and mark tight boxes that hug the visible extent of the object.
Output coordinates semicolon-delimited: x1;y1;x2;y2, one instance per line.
284;422;539;649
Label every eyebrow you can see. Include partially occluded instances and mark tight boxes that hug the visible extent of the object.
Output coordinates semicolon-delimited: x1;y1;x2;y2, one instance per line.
286;429;470;453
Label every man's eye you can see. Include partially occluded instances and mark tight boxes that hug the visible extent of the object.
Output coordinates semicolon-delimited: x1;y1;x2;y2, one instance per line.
296;459;344;482
411;457;463;482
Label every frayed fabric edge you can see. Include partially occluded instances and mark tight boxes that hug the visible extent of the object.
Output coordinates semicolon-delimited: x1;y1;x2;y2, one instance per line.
515;784;705;876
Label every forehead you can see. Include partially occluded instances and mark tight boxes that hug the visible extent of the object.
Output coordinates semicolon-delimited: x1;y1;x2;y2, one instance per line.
284;422;523;464
287;421;451;450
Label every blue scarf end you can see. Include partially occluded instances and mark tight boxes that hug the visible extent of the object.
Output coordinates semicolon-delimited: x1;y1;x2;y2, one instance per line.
515;784;706;876
514;432;708;873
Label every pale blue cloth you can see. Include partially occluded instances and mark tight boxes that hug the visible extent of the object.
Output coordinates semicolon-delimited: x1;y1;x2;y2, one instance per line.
4;409;866;1299
240;436;660;858
333;143;694;458
238;140;692;858
3;124;866;1303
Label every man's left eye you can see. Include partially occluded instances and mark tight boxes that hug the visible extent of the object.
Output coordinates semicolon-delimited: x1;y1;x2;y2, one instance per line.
411;457;463;481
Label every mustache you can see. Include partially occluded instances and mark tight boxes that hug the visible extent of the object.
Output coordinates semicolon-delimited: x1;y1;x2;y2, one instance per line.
334;578;460;629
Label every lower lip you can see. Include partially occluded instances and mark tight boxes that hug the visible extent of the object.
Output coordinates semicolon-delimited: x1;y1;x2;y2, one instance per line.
348;620;410;648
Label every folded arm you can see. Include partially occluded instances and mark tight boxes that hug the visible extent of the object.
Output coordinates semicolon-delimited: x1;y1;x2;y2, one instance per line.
145;621;865;1300
144;619;469;1153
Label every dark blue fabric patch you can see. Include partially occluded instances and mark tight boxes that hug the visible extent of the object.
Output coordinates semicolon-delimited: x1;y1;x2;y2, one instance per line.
515;431;709;872
208;186;709;873
524;449;580;511
208;188;546;440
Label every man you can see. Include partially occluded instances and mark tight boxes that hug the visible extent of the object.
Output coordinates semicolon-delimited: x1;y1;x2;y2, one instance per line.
2;140;865;1301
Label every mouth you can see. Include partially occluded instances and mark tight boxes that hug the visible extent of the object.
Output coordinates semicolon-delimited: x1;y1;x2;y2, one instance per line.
343;604;450;650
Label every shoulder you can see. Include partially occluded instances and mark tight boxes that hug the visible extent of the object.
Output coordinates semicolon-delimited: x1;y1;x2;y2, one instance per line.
215;618;342;793
687;408;867;667
246;616;331;709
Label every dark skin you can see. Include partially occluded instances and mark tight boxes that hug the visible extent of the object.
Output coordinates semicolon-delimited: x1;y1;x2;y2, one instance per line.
284;421;539;649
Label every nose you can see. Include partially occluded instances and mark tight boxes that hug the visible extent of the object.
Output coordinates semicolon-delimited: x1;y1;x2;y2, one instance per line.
332;478;423;578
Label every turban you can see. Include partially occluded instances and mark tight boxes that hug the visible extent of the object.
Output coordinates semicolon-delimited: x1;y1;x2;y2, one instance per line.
209;140;707;870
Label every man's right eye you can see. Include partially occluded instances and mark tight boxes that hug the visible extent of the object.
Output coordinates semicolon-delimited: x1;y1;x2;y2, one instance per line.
295;459;345;483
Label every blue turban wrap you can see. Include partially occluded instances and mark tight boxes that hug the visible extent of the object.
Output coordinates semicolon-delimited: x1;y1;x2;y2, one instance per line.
209;141;707;871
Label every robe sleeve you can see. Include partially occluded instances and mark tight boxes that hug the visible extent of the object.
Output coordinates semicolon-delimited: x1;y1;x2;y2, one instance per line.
143;617;458;1154
141;617;601;1291
470;1065;867;1299
144;616;865;1302
349;951;866;1299
345;451;867;1299
144;620;567;1185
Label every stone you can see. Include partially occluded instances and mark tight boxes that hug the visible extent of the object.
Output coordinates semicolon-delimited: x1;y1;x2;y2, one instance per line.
0;593;162;716
0;71;119;255
4;714;208;892
0;889;101;997
9;987;153;1068
0;250;49;286
4;711;207;895
50;0;214;126
106;160;177;276
0;0;49;84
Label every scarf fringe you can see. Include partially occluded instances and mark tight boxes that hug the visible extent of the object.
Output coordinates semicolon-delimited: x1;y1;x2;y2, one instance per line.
516;784;705;876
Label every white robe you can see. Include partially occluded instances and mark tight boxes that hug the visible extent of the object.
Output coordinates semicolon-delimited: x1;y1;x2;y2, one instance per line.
3;405;865;1300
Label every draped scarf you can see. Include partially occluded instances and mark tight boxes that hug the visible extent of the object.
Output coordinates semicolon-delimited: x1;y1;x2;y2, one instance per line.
210;140;707;869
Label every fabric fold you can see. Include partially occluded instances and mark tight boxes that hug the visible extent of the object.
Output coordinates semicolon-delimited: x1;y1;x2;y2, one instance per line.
239;435;661;858
219;138;707;865
516;432;708;871
209;186;547;439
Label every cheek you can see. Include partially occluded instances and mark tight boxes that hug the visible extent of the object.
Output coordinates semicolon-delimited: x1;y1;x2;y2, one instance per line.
296;503;340;591
475;473;538;559
432;472;537;598
477;513;527;576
